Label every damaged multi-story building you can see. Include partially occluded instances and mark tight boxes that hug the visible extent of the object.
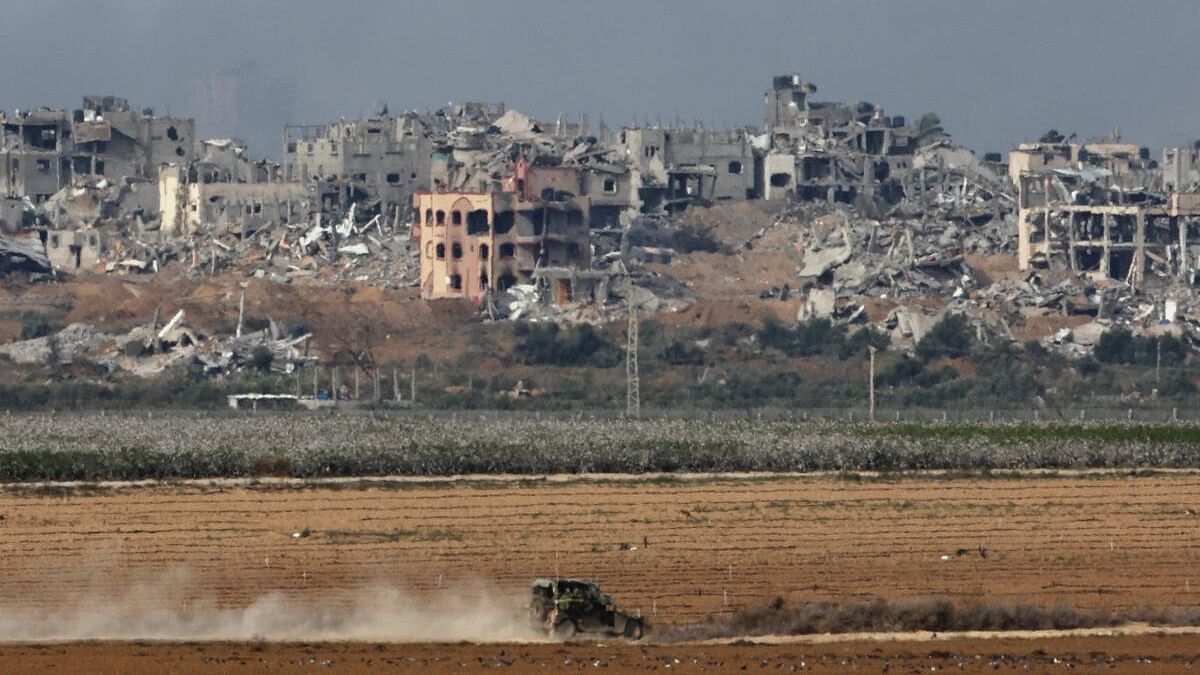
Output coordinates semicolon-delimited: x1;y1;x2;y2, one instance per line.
1014;137;1200;288
761;73;934;206
1;96;194;202
412;155;592;304
616;126;757;213
159;138;312;237
283;112;433;226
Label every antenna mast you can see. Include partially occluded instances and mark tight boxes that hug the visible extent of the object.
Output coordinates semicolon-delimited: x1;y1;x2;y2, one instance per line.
626;304;640;419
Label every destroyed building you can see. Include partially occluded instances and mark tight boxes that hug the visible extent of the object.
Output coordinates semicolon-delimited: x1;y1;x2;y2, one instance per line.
617;126;757;212
1162;144;1200;193
1016;168;1200;286
44;228;111;272
1008;139;1157;190
1;96;194;207
158;139;312;238
283;113;433;225
762;73;926;205
413;158;591;303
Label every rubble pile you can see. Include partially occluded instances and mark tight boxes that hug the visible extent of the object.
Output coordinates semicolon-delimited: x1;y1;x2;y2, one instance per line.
0;309;316;378
0;322;109;365
792;203;1011;303
0;231;52;277
492;272;693;324
178;204;421;288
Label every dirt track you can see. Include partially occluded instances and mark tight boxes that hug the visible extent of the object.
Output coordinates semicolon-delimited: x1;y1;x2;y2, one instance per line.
4;634;1199;673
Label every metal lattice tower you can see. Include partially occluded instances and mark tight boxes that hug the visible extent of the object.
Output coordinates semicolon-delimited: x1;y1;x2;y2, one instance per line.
626;304;640;419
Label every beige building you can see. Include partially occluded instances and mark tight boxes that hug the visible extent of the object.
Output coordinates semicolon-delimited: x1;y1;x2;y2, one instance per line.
45;228;111;271
413;166;591;303
158;164;311;236
1016;172;1200;286
1008;141;1153;188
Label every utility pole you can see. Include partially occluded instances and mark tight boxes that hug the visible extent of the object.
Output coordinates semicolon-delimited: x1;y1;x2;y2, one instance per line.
868;346;877;423
1156;338;1162;384
236;289;245;339
626;304;640;419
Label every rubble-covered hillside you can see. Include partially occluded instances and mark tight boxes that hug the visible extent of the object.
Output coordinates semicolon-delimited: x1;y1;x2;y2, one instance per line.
4;76;1200;411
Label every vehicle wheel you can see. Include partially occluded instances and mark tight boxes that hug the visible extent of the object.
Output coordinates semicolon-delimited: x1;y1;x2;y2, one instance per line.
553;619;578;640
622;617;644;640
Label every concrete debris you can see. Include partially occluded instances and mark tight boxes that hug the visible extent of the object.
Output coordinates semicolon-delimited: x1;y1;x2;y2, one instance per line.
7;74;1200;366
0;323;110;365
0;231;52;277
0;308;317;378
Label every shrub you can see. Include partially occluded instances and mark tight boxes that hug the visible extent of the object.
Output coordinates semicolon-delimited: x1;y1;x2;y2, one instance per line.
18;312;57;340
250;346;275;373
839;326;890;360
758;318;845;358
513;322;622;368
659;340;705;366
970;341;1042;401
1156;370;1196;399
1095;327;1187;367
915;313;974;362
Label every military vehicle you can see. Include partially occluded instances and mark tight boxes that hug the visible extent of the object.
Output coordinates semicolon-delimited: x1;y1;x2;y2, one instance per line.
529;578;644;639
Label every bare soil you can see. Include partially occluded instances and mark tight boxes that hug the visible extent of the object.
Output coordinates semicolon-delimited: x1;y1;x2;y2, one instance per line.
2;475;1199;623
3;634;1199;673
2;474;1199;670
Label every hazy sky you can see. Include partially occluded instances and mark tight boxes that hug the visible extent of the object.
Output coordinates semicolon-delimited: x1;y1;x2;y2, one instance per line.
3;0;1199;158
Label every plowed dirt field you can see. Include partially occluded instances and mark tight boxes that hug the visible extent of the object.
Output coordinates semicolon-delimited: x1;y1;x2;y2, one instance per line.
4;633;1200;673
1;474;1198;671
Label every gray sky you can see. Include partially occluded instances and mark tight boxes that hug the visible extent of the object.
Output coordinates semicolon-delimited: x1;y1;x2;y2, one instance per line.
3;0;1199;158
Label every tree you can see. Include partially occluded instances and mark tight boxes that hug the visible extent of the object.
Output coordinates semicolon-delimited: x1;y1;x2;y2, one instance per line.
917;113;943;136
1094;327;1135;364
915;314;974;362
839;326;891;360
513;322;621;367
757;317;845;358
971;341;1042;401
250;346;274;373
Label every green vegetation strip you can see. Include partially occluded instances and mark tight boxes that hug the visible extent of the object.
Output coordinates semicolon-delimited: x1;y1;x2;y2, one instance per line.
1;415;1200;482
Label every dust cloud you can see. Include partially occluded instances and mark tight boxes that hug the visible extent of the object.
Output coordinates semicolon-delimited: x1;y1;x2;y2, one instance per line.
0;568;542;642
